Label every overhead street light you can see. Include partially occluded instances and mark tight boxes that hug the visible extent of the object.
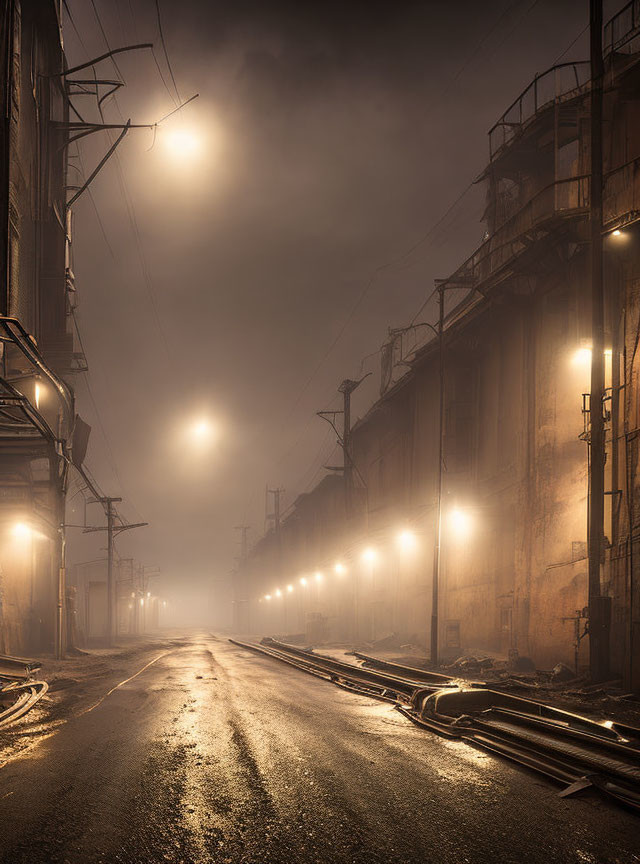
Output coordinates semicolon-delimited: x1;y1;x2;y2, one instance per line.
361;547;377;564
396;529;417;554
448;507;473;540
12;522;34;540
164;128;200;159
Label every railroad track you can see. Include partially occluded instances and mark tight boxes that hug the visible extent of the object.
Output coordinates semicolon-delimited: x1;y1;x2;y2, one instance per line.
230;637;640;813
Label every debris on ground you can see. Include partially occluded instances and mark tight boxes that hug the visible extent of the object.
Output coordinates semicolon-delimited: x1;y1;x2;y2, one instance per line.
0;653;48;729
370;633;404;650
507;651;536;674
444;655;495;673
551;662;577;684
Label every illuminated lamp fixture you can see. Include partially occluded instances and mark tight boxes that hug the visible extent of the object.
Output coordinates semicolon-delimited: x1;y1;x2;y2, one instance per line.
361;547;376;564
396;529;417;553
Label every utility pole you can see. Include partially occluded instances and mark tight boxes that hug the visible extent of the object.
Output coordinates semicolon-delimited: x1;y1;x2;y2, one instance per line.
234;524;251;632
235;525;250;562
266;488;282;535
103;496;121;647
82;490;147;647
338;377;368;517
588;0;610;682
431;285;446;667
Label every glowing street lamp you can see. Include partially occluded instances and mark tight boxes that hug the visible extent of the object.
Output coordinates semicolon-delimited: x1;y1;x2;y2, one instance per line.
396;529;417;554
287;584;293;593
275;588;282;597
299;577;307;586
572;346;593;368
334;562;346;575
12;522;34;540
448;507;473;540
189;418;216;445
164;128;200;159
361;547;377;564
314;571;323;583
265;594;272;601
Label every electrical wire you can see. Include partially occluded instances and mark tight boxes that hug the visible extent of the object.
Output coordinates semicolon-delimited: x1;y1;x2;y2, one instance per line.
273;1;549;442
89;0;124;81
552;22;590;64
154;0;181;104
75;149;116;258
260;0;582;539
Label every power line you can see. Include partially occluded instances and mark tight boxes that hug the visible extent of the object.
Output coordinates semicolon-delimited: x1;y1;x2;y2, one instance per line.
151;46;179;107
63;2;174;362
74;149;116;258
89;0;125;80
154;0;181;104
553;21;590;64
272;2;549;438
258;0;579;533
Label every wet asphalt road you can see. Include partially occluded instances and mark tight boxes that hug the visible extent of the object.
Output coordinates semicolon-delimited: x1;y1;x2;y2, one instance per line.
0;632;638;864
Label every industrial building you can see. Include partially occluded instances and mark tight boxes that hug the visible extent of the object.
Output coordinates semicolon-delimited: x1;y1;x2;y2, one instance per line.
0;0;77;657
236;2;640;690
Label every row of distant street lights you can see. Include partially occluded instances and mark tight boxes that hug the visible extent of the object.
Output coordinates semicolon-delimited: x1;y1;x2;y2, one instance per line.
126;590;168;611
259;512;473;604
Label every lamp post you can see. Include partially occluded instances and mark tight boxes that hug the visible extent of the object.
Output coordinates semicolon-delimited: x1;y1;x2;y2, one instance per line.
429;277;475;665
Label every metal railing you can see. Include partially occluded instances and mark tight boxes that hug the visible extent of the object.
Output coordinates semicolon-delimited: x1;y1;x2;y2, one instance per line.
435;174;590;301
604;0;640;55
0;317;74;443
489;62;591;159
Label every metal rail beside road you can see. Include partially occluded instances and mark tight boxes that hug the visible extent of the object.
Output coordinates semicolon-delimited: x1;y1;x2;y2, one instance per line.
230;638;640;814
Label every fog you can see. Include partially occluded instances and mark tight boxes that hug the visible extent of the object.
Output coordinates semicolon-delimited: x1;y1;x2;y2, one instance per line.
62;0;592;627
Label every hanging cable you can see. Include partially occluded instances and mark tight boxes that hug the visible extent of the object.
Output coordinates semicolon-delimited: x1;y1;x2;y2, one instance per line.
154;0;181;104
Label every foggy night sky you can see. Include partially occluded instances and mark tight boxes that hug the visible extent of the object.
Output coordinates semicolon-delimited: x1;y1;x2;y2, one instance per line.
61;0;604;616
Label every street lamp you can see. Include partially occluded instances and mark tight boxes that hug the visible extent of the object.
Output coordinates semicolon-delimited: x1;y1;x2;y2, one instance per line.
396;529;417;554
164;128;200;159
334;562;346;575
361;547;376;564
448;508;473;541
189;418;216;445
12;522;34;541
430;276;475;666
